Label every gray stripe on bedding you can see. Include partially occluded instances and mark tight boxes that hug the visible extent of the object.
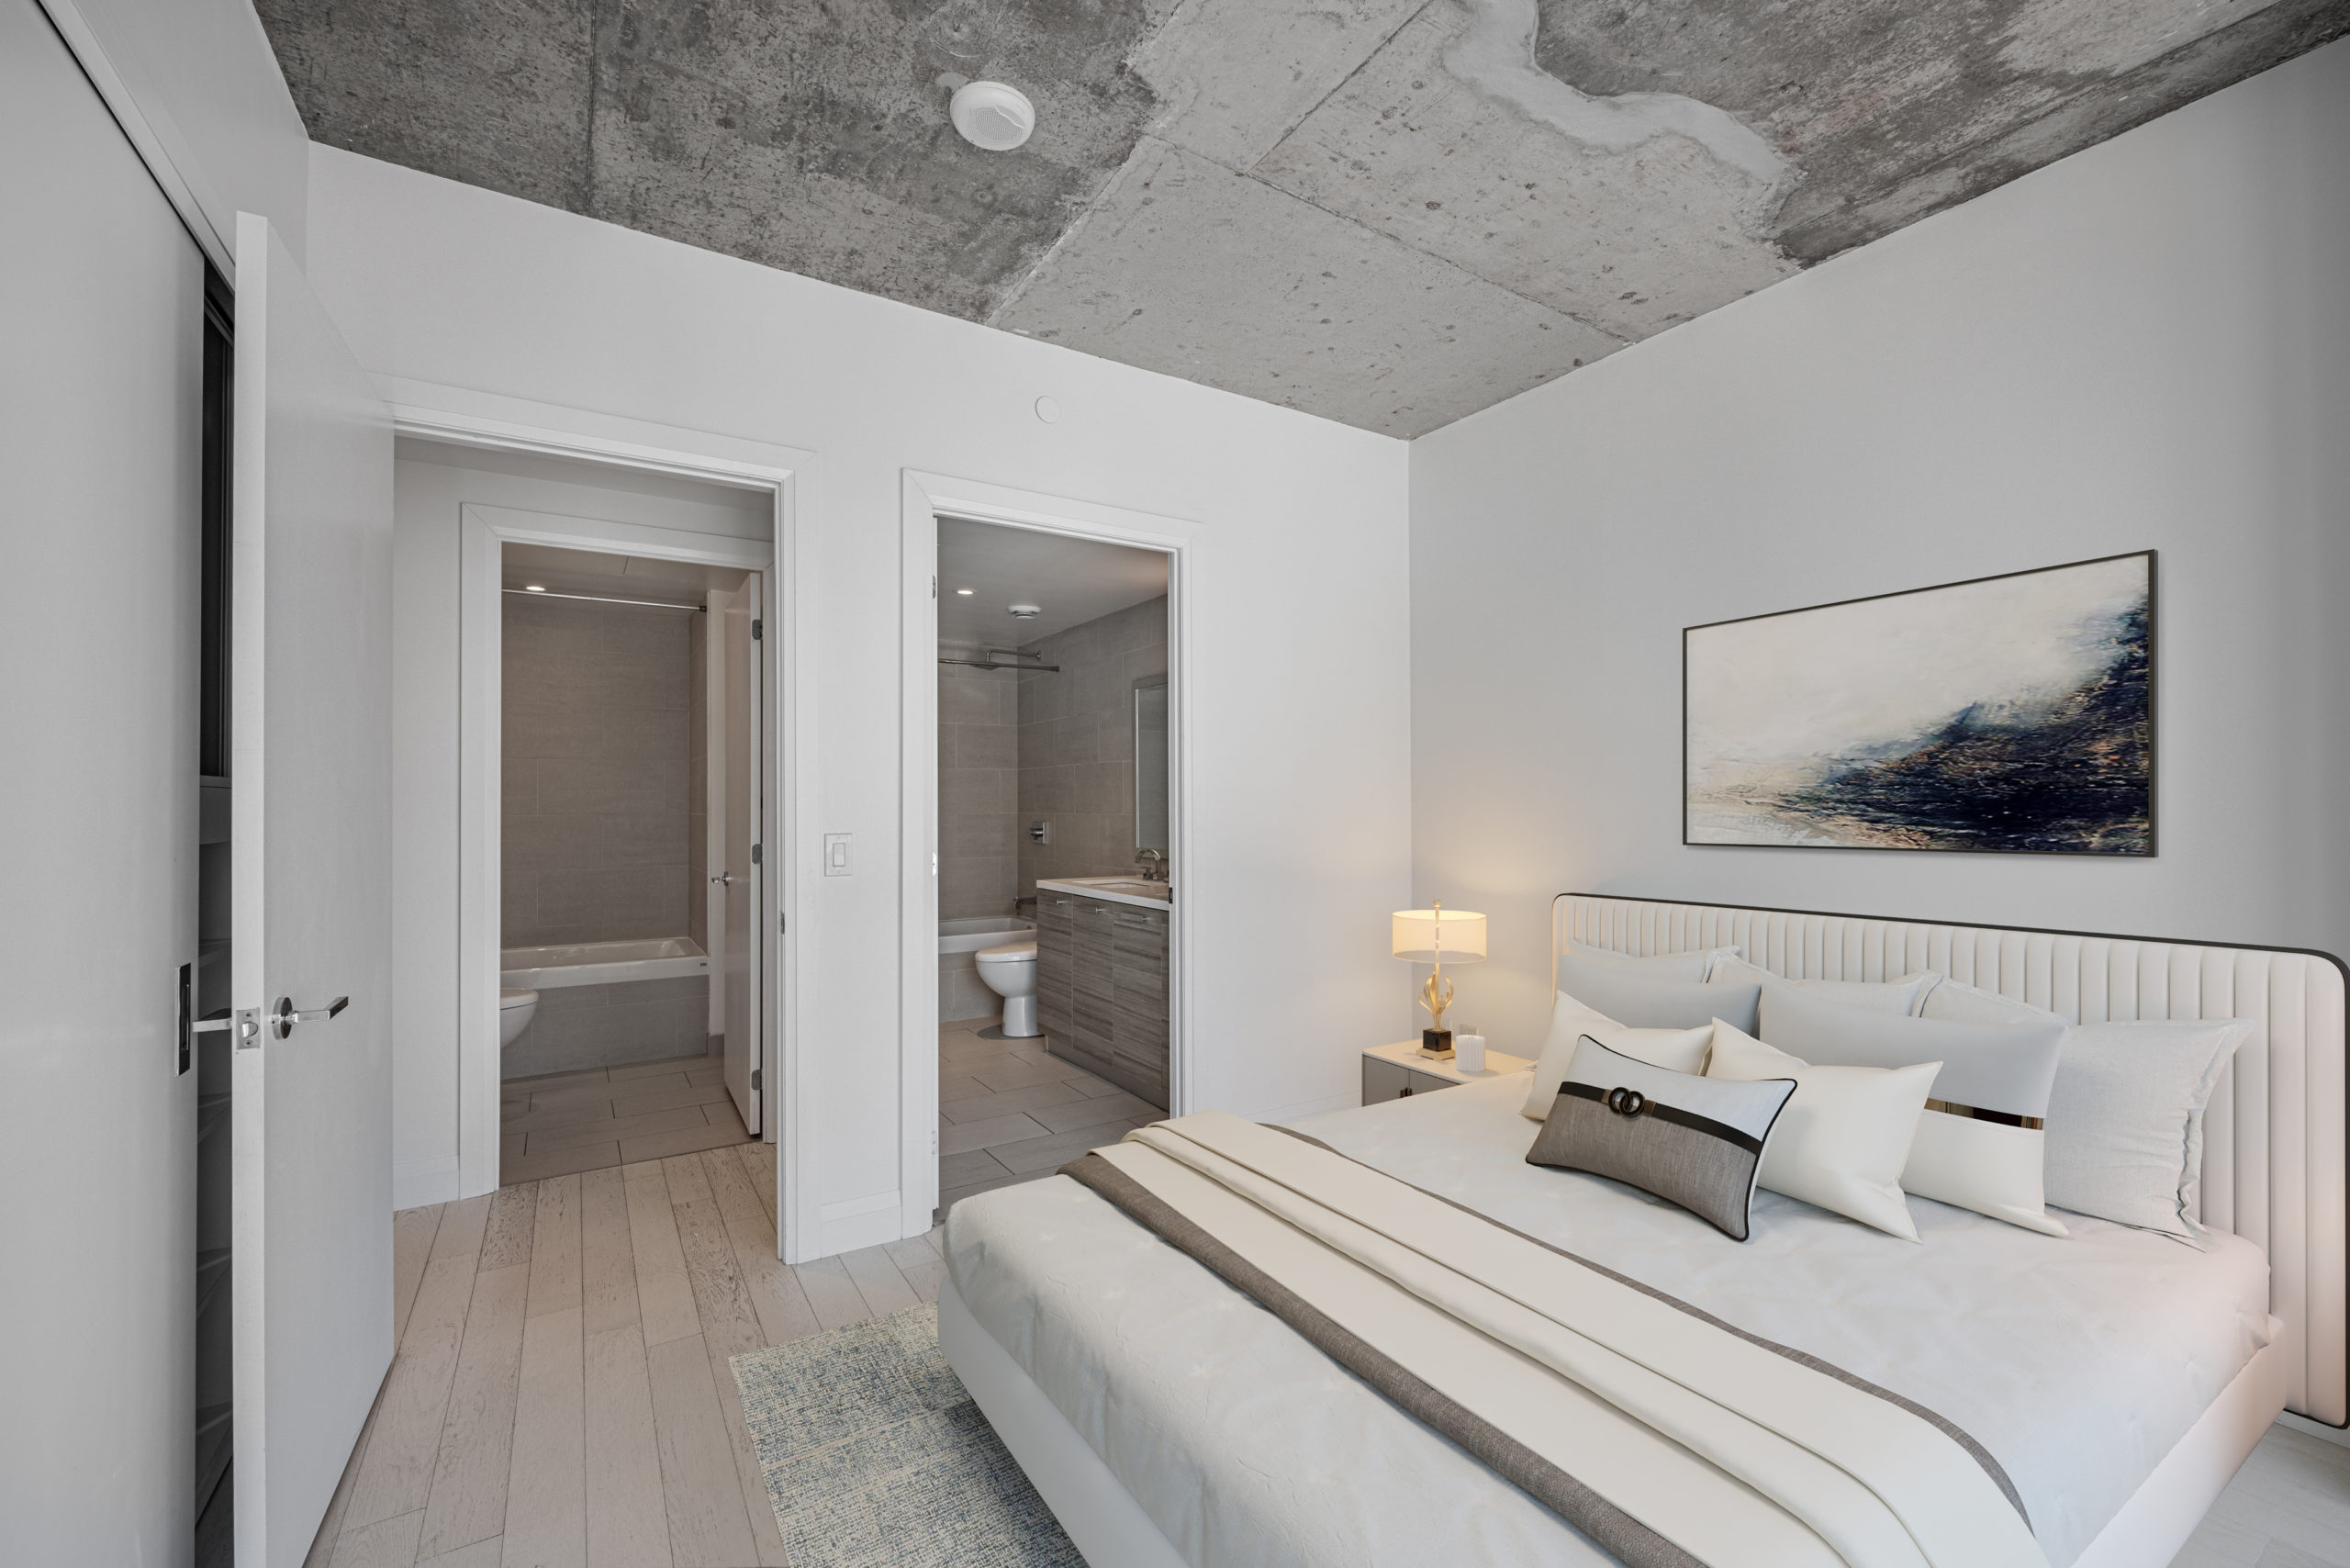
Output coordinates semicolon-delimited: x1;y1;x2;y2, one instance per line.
1269;1123;2031;1526
1058;1151;1704;1568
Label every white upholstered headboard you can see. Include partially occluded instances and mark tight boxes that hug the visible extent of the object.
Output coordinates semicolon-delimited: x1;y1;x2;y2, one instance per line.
1555;892;2349;1427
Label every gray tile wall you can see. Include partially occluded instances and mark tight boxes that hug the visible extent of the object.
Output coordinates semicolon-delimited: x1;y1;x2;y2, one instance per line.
503;595;696;947
939;655;1020;920
1017;597;1168;890
501;975;712;1079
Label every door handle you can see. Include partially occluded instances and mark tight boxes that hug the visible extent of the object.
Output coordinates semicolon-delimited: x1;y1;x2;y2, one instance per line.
710;874;735;886
271;994;349;1040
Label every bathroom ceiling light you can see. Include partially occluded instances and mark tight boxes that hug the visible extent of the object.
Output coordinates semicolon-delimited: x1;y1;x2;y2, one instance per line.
956;588;974;595
950;81;1035;152
523;584;546;592
1008;603;1042;619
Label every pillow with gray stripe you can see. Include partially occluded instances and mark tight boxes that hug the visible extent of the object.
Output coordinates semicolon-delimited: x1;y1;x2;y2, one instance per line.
1759;985;2068;1237
1527;1036;1796;1241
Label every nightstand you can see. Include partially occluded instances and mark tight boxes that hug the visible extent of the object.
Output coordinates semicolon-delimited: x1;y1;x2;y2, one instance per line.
1360;1040;1534;1105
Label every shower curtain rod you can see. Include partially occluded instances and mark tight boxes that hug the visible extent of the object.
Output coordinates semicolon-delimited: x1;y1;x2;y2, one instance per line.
503;588;705;610
938;656;1059;673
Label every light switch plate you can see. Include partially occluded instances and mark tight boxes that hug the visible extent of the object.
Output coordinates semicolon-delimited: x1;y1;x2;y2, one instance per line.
823;833;852;875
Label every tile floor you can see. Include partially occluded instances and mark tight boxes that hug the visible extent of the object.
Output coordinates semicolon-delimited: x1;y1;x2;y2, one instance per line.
937;1016;1162;1212
502;1053;753;1185
303;1141;946;1568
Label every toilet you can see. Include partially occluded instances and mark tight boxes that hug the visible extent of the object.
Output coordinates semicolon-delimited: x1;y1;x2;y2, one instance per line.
498;987;540;1050
974;940;1039;1036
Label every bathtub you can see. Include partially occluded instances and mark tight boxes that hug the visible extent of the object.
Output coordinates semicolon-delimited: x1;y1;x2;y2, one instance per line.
938;915;1035;957
501;935;710;991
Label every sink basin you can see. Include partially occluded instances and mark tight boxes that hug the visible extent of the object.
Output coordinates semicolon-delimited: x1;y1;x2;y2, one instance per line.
1040;876;1172;902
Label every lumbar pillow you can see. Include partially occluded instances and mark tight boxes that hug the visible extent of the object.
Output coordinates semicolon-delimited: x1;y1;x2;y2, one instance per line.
1561;943;1739;982
1706;1021;1936;1240
2042;1017;2251;1240
1521;991;1713;1120
1710;955;1942;1016
1527;1035;1796;1241
1555;950;1763;1034
1757;984;2068;1237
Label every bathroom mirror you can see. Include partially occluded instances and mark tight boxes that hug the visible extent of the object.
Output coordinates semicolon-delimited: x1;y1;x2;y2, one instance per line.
1134;674;1169;854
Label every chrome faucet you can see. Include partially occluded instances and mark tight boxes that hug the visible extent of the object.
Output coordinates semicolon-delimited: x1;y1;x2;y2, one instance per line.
1136;848;1167;882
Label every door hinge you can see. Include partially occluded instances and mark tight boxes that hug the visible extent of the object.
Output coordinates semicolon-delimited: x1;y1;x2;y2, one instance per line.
751;618;763;640
932;575;938;600
751;1068;762;1092
778;912;787;935
751;842;762;865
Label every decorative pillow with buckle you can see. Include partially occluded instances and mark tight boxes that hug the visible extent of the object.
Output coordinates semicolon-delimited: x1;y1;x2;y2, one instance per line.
1526;1035;1796;1241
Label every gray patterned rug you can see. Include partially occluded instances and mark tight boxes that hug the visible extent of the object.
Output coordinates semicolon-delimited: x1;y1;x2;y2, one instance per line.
729;1304;1083;1568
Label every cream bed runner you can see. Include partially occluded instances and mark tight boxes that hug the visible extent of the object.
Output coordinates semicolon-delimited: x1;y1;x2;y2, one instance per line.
1064;1112;2046;1568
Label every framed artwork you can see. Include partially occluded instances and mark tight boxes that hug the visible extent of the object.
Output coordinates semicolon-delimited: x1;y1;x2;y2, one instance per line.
1684;552;2154;855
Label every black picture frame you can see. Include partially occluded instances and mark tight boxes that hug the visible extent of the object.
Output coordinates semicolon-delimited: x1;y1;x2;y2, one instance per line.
1682;550;2158;857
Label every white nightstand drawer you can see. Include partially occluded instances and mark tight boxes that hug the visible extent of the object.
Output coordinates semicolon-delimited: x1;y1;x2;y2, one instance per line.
1360;1041;1532;1106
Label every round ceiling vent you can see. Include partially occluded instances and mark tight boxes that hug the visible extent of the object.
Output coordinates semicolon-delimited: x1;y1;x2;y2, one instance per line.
1007;603;1042;620
951;81;1035;152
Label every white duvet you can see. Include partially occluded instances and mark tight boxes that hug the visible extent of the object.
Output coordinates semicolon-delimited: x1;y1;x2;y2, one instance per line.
944;1077;2274;1568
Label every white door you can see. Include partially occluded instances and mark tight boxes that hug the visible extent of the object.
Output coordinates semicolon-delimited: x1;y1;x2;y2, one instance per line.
720;578;763;1133
229;213;396;1568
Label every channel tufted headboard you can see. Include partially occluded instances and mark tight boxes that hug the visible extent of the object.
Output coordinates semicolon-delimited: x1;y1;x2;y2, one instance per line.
1556;892;2349;1427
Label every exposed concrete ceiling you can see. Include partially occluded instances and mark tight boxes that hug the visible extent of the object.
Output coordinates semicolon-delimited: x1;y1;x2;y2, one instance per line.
261;0;2350;438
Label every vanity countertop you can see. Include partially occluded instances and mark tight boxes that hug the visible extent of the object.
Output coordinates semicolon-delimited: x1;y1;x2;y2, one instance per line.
1035;876;1172;911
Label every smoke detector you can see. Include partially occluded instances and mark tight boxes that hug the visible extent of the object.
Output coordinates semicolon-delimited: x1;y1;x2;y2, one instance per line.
1007;603;1042;620
951;81;1035;151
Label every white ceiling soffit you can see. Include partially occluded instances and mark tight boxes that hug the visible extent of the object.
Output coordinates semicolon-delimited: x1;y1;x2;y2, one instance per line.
936;516;1168;648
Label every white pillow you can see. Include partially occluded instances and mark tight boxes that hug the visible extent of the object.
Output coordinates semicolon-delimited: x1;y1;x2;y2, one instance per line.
1521;991;1714;1121
1562;943;1740;982
1758;985;2069;1238
1919;979;2251;1238
1710;955;1941;1016
1554;951;1764;1034
1706;1021;1936;1241
2044;1018;2251;1240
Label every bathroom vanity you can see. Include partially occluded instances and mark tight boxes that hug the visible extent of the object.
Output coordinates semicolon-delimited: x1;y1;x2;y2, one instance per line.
1035;877;1170;1110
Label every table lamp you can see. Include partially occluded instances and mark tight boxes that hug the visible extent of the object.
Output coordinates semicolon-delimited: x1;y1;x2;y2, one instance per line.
1392;901;1486;1058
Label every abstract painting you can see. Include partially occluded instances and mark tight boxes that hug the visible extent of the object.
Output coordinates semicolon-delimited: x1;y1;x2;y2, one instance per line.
1684;553;2154;855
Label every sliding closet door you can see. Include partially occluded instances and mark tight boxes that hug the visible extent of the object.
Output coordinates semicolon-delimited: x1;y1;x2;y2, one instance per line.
0;0;203;1557
229;212;397;1568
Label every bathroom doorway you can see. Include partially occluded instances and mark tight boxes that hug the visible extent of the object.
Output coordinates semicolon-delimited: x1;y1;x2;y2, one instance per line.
493;539;767;1182
929;515;1179;1213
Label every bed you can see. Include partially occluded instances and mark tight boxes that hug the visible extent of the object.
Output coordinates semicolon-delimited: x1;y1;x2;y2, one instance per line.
939;895;2348;1567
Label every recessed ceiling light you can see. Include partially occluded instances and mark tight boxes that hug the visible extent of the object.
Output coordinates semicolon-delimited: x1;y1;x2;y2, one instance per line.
1009;603;1042;619
523;584;546;592
956;588;974;596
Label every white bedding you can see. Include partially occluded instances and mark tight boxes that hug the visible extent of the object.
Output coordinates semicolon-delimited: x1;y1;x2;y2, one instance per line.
944;1077;2275;1568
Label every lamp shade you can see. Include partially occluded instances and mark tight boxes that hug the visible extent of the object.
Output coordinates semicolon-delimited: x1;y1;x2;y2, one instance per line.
1392;908;1487;965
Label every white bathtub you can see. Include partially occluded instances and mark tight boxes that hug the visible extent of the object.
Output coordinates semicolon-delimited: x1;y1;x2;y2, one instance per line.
939;916;1035;956
501;935;710;991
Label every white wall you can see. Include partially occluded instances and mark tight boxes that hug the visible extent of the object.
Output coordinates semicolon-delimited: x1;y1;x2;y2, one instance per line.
390;442;771;1207
312;147;1414;1248
1408;39;2350;1057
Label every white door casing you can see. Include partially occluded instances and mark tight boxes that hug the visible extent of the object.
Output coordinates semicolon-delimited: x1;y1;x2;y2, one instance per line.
230;212;396;1568
722;577;764;1133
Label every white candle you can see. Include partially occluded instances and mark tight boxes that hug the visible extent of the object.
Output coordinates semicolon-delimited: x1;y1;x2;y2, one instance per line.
1455;1033;1486;1073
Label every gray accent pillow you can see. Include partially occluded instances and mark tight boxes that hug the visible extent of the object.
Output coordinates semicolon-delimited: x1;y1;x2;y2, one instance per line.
1527;1036;1796;1241
1554;951;1763;1034
1711;955;1941;1017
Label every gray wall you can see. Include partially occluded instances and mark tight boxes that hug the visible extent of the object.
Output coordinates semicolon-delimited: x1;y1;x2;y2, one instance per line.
1406;40;2350;1060
1018;596;1169;890
939;655;1020;920
502;594;695;946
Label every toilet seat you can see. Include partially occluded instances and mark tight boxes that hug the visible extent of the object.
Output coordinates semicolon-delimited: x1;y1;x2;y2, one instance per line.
499;987;538;1009
975;940;1036;966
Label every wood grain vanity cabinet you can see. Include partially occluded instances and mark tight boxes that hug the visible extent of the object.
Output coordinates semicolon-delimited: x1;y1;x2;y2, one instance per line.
1038;891;1169;1109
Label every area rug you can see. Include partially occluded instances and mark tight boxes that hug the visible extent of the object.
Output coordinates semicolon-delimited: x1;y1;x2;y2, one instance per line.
729;1304;1083;1568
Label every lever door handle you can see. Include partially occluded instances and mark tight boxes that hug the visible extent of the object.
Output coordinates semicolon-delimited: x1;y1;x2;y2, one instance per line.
710;874;735;886
271;994;349;1040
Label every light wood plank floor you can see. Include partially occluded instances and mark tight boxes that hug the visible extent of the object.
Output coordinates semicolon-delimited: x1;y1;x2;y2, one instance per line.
502;1055;754;1186
305;1141;937;1568
936;1018;1159;1212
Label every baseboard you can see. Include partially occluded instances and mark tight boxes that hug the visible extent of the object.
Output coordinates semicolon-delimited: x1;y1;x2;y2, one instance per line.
2278;1409;2350;1449
393;1155;462;1211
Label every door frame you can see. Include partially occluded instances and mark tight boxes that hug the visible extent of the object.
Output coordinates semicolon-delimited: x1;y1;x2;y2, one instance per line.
899;470;1195;1229
391;380;811;1251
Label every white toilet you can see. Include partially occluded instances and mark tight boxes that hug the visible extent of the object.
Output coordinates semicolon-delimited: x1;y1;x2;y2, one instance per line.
974;940;1039;1036
498;987;540;1051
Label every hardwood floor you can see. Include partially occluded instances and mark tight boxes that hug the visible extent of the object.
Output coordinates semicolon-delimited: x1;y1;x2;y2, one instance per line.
304;1141;938;1568
935;1017;1158;1211
501;1055;754;1185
